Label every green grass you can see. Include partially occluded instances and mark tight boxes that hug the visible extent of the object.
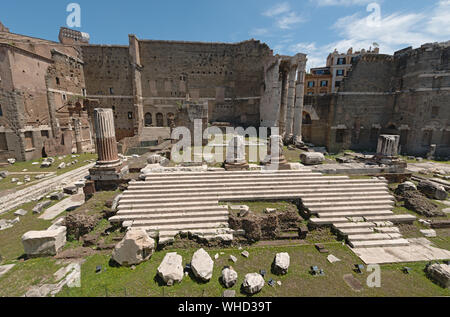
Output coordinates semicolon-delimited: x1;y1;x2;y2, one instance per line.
221;201;298;216
55;243;450;297
0;153;97;192
0;257;63;297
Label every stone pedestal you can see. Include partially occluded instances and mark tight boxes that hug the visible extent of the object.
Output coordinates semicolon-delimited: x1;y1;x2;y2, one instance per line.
224;135;249;171
262;135;291;170
377;135;400;157
89;108;128;190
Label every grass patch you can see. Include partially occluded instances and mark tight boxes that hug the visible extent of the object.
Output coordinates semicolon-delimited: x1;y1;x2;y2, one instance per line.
221;201;298;216
55;243;450;297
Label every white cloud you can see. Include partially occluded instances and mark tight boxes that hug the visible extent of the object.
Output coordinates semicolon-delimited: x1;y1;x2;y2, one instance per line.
426;0;450;36
263;2;291;17
276;12;305;29
312;0;374;6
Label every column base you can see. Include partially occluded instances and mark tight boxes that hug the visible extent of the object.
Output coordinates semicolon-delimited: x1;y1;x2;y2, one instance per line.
224;161;250;171
89;160;129;191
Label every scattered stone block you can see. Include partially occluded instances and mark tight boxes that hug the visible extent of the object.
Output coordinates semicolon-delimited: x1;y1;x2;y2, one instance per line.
0;171;9;178
298;224;309;239
395;181;417;195
11;178;19;183
229;255;237;263
14;209;28;217
0;264;15;279
426;263;450;288
315;243;329;253
157;252;184;286
64;186;78;195
300;152;325;165
58;162;66;169
241;251;250;258
221;267;238;288
214;253;219;260
242;273;265;295
50;192;65;201
327;254;341;263
7;158;15;164
264;208;276;214
418;181;448;200
223;290;236;297
111;229;155;267
191;248;214;282
32;201;52;214
273;253;290;275
22;226;67;257
420;229;437;238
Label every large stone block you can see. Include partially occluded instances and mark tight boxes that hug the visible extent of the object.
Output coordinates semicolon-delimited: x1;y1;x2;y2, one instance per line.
22;227;67;257
111;229;155;266
273;252;290;275
300;152;325;165
426;263;450;288
191;248;214;282
157;252;184;286
418;181;448;200
242;273;265;295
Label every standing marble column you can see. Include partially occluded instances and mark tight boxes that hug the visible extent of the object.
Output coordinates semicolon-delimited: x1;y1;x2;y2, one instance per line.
285;66;297;142
278;69;289;137
73;118;83;154
94;108;119;164
293;62;306;145
89;108;128;190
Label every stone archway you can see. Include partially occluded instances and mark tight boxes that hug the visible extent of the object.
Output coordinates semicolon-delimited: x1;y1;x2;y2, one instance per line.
302;111;312;142
156;113;164;127
145;113;153;127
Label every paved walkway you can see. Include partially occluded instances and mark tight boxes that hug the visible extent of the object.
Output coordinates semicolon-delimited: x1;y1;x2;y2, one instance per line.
39;193;85;220
0;163;94;215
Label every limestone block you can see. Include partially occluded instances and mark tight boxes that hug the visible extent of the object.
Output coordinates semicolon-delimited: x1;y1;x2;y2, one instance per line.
157;252;184;286
300;152;325;165
273;252;290;275
242;273;265;294
426;263;450;288
22;227;67;257
191;248;214;282
221;267;238;288
112;229;155;266
418;181;448;200
32;201;52;214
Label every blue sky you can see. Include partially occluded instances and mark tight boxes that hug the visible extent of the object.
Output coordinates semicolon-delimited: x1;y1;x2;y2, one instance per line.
1;0;449;68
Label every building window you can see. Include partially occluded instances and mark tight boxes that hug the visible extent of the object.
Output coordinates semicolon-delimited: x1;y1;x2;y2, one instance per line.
336;129;345;143
0;104;3;117
128;112;133;120
109;88;114;95
144;113;152;127
351;57;357;64
56;77;60;85
308;81;315;88
431;107;440;118
62;94;67;101
0;132;7;151
167;113;175;127
156;113;164;127
336;69;345;76
302;112;312;125
320;80;328;87
24;131;34;150
337;58;346;65
335;81;341;87
82;88;87;97
41;130;49;138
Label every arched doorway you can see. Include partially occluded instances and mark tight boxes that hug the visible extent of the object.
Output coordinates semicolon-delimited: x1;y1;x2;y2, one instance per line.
144;113;153;127
156;113;164;127
302;111;312;142
167;112;175;128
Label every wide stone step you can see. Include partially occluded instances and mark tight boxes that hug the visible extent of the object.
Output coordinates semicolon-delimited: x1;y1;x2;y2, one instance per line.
312;204;394;213
338;228;375;236
157;228;233;238
301;194;393;203
132;221;229;232
317;210;393;218
347;233;403;242
139;178;386;186
119;200;219;208
144;172;325;180
309;217;349;225
110;210;229;222
305;199;394;209
333;222;376;229
143;170;314;178
349;238;410;248
364;214;416;223
374;227;400;233
132;215;229;227
119;196;219;205
115;206;226;215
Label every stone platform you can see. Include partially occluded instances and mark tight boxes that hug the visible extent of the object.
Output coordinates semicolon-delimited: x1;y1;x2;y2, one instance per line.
111;168;417;250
